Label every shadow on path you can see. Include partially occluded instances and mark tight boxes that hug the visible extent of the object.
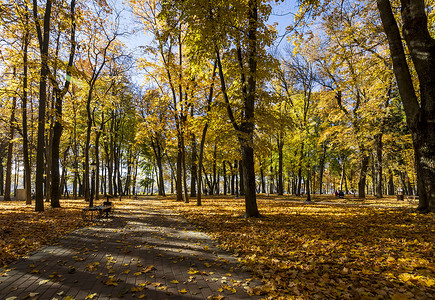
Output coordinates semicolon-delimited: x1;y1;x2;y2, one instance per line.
0;197;261;300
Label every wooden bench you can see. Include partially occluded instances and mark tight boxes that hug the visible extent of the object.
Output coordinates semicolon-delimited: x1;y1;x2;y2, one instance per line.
406;195;419;204
82;201;114;220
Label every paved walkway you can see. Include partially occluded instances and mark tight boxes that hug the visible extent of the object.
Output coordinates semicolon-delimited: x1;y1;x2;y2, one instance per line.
0;198;261;300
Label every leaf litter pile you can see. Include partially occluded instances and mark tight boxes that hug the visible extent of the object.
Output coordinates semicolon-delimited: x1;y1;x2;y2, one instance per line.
167;195;435;299
0;195;433;299
0;200;84;267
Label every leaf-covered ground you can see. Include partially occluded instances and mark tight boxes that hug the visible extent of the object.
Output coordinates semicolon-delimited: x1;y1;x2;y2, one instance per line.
0;195;433;299
167;195;435;299
0;200;85;268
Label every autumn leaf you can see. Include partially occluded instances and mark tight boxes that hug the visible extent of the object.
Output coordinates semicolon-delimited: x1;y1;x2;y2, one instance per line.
28;293;39;298
142;265;156;273
103;276;119;286
188;268;199;275
131;286;145;292
85;293;97;299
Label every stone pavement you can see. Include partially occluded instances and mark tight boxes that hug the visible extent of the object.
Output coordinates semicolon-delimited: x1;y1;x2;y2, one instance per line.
0;198;262;300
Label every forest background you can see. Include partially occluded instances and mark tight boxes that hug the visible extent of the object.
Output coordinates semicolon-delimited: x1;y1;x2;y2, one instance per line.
0;0;434;214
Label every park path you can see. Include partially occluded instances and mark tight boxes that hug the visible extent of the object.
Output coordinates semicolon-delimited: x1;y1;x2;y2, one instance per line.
0;197;261;300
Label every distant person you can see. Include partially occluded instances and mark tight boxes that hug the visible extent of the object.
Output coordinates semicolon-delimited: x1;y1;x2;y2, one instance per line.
335;190;339;197
339;190;344;199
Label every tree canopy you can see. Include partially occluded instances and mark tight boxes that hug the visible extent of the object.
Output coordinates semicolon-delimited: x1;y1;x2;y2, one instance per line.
0;0;434;213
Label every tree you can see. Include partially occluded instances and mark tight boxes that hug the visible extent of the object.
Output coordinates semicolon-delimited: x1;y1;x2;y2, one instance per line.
75;2;124;206
376;0;435;212
32;0;53;212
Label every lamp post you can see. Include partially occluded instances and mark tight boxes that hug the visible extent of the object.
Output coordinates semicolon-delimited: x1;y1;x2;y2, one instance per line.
89;162;96;207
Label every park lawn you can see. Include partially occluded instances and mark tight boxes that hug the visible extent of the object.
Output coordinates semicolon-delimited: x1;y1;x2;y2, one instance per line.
168;194;435;299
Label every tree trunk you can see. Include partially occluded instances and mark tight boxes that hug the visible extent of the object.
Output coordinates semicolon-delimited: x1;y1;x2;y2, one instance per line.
240;143;258;216
374;134;383;198
358;150;369;199
212;145;217;195
108;112;114;195
22;10;32;205
306;168;311;202
33;0;52;212
215;0;259;217
239;160;245;196
0;156;4;195
297;142;305;196
231;162;235;195
277;135;284;195
181;134;189;203
318;142;327;194
340;161;345;192
388;169;395;195
190;116;197;197
84;89;93;204
95;129;101;200
260;161;266;193
377;0;435;212
269;163;274;194
45;128;53;203
152;139;165;196
176;139;183;201
5;93;16;201
223;161;227;195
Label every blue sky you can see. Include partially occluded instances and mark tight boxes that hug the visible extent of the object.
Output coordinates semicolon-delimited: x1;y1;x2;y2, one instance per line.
118;0;300;85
